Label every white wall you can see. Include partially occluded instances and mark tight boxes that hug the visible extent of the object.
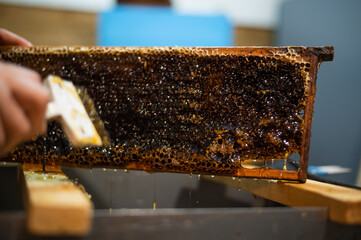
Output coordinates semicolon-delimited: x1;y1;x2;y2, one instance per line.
171;0;290;29
0;0;289;28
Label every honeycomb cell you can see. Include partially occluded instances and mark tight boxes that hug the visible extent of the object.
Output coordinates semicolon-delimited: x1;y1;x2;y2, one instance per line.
0;46;333;180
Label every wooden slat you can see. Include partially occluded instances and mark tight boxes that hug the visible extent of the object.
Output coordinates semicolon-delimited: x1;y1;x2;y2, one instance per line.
20;163;93;236
206;176;361;225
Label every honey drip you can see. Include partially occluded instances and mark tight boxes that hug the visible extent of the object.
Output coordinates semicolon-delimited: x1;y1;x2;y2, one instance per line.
0;46;323;179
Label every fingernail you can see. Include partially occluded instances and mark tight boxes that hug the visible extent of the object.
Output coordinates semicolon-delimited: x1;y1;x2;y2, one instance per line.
21;38;33;47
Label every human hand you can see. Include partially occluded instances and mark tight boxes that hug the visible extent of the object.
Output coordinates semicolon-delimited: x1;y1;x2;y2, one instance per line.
0;28;32;46
0;62;50;154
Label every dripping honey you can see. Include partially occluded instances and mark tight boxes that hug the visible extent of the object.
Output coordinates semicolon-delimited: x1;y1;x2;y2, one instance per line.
0;46;330;181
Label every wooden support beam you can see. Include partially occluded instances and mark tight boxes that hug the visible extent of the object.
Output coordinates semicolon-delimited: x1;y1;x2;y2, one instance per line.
206;176;361;225
20;164;93;236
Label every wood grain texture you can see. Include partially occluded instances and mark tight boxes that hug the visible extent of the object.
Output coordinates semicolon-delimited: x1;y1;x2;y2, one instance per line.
20;164;93;236
207;176;361;225
0;4;96;46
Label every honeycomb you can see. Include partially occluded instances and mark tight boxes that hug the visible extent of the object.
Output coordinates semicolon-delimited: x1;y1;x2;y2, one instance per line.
0;46;333;181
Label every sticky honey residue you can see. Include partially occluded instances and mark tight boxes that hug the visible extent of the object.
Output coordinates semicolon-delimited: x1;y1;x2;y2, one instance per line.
24;171;70;185
2;47;311;177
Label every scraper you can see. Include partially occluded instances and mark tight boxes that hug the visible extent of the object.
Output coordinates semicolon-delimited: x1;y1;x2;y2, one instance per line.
44;75;110;147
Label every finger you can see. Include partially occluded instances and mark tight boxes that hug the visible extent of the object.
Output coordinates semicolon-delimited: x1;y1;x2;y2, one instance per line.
0;81;32;153
11;80;49;135
16;87;50;136
0;81;7;153
0;28;32;47
0;62;41;84
0;106;5;150
0;62;49;137
6;72;49;136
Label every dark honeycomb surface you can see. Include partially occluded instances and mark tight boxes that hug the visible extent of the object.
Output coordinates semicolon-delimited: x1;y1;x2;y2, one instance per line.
0;47;329;178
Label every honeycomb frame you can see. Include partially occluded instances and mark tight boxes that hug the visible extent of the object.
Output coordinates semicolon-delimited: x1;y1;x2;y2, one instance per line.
0;46;334;182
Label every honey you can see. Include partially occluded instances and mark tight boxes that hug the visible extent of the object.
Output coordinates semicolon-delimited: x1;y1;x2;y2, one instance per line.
0;46;333;181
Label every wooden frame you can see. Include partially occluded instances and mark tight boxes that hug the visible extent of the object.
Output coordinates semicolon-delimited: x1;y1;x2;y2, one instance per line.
1;46;333;182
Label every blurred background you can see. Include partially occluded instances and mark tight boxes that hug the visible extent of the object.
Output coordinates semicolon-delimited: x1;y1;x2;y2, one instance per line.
0;0;360;211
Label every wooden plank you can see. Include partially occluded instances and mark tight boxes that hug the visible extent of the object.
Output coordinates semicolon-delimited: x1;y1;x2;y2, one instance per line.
206;176;361;225
20;163;93;236
0;4;96;46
